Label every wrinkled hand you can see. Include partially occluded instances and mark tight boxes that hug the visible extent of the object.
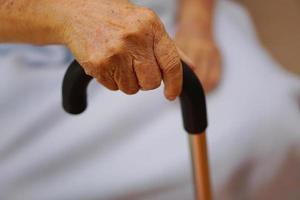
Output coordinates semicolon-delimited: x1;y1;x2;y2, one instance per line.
175;28;221;92
59;0;182;100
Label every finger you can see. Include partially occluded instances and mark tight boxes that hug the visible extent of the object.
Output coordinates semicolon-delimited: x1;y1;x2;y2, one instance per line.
96;73;119;91
133;55;162;90
207;56;222;90
113;55;140;95
154;33;182;101
82;59;118;91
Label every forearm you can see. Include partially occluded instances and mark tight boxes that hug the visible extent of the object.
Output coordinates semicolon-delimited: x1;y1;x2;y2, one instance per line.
0;0;64;44
177;0;215;36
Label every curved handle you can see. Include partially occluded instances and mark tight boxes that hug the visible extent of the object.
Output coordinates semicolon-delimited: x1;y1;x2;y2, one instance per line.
62;60;92;114
62;60;207;133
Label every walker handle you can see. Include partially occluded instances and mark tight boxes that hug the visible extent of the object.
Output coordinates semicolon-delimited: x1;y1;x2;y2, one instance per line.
62;60;207;134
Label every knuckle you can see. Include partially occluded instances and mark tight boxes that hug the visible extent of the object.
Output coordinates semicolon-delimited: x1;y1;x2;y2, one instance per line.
124;8;160;41
138;8;160;28
140;8;157;21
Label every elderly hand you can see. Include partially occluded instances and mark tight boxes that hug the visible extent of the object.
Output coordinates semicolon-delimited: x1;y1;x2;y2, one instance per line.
175;25;221;93
0;0;182;100
59;0;182;100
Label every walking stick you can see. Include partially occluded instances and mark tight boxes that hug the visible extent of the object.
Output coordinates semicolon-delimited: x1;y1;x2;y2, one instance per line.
62;60;212;200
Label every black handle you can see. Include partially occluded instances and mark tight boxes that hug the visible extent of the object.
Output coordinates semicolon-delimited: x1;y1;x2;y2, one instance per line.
62;60;207;134
62;60;92;114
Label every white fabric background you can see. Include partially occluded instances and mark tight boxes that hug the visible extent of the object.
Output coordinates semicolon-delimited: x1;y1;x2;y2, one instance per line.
0;0;300;199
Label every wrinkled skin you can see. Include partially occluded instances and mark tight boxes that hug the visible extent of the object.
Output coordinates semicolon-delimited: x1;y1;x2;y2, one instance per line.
61;0;182;100
0;0;182;100
1;0;221;97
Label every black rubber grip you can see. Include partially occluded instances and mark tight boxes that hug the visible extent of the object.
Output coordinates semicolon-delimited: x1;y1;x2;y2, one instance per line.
62;60;207;134
62;60;92;114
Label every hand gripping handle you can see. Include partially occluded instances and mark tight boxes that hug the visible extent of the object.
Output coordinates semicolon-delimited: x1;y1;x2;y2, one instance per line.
62;60;207;134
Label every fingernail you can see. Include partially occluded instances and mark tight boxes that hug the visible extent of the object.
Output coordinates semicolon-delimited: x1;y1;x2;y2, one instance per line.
167;95;176;101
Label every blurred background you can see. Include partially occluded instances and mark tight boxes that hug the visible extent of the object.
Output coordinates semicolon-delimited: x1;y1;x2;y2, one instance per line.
237;0;300;76
0;0;299;200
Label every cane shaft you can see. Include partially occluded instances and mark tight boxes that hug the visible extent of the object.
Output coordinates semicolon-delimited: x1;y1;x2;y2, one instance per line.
189;132;212;200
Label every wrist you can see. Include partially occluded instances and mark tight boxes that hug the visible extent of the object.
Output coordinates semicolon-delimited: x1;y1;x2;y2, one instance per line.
176;21;213;39
27;0;67;44
178;1;213;21
0;0;66;44
177;0;215;32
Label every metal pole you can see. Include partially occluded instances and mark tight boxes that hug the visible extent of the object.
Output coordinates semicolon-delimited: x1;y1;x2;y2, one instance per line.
189;132;212;200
